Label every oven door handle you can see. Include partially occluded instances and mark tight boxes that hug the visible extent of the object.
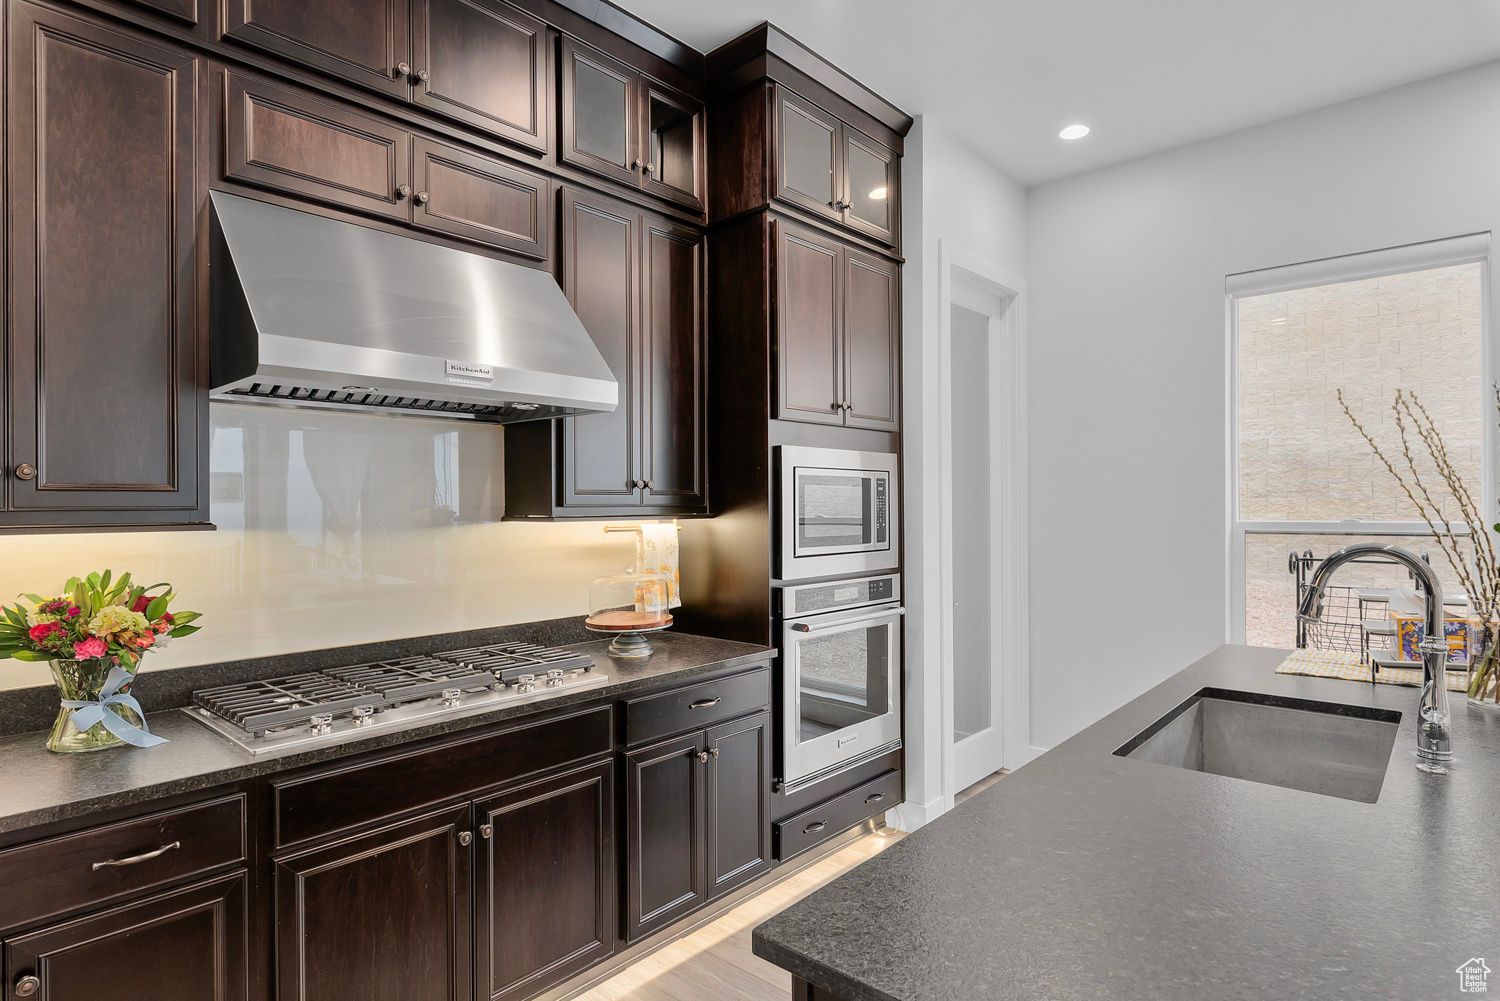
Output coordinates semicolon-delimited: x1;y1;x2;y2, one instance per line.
786;606;904;635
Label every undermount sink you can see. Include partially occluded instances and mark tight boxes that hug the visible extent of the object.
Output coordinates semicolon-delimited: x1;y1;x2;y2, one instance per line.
1115;688;1401;803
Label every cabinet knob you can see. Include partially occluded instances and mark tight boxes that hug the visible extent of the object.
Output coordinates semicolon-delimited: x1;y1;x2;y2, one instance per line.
630;158;644;170
645;479;655;490
645;162;656;174
13;464;37;481
396;184;412;199
480;824;493;839
458;831;472;846
396;61;412;79
416;68;430;83
831;402;842;412
710;747;720;758
416;190;430;204
696;751;709;763
14;976;39;997
633;478;646;489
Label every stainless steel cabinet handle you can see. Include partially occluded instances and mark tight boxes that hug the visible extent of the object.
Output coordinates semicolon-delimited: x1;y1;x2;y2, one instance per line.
458;831;472;846
92;841;179;871
480;824;493;839
803;821;826;834
697;751;710;763
865;792;886;804
14;464;37;481
690;697;720;708
396;61;412;79
416;191;430;204
396;183;412;199
14;975;39;997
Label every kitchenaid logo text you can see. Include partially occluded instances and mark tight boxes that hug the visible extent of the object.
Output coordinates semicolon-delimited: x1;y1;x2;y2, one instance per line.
1458;958;1492;992
445;361;493;381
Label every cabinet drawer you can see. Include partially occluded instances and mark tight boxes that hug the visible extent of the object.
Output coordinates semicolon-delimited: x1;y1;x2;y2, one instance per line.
623;668;770;746
0;794;246;930
774;770;898;861
225;70;411;221
274;705;612;849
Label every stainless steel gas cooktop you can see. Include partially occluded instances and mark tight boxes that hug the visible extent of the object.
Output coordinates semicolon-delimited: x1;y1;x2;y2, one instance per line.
183;641;608;756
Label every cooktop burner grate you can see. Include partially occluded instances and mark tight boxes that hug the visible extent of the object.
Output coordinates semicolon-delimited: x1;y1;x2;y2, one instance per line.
192;674;387;732
435;641;595;682
322;657;497;702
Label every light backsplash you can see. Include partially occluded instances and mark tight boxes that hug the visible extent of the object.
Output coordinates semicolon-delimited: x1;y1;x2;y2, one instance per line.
0;404;647;690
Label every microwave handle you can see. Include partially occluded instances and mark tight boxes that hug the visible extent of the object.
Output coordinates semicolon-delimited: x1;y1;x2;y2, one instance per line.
788;606;904;635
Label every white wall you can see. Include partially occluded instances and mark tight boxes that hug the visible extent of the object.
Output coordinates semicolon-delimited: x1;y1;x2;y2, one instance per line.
902;115;1027;827
1025;58;1500;751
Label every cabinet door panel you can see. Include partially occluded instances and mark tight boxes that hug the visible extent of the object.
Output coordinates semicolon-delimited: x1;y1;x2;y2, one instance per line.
7;5;204;513
774;221;844;425
639;215;705;510
475;760;614;1001
413;0;550;153
561;39;639;187
223;0;410;99
625;732;706;941
225;71;411;221
560;189;639;506
844;250;900;429
3;873;246;1001
774;88;840;221
706;711;772;899
275;804;471;1001
843;129;897;246
641;83;703;211
124;0;198;23
412;137;548;258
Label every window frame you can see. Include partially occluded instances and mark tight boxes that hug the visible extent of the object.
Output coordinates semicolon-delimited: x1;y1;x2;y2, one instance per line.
1225;233;1493;644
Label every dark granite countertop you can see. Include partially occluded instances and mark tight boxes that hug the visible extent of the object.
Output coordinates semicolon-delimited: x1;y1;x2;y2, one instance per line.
0;632;771;836
754;644;1500;1001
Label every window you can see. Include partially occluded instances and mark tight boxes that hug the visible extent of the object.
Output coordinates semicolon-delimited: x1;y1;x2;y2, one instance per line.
1228;236;1492;647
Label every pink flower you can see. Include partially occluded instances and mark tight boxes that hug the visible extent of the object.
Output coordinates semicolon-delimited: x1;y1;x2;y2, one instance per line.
73;637;107;659
66;606;80;619
135;633;155;648
28;622;61;642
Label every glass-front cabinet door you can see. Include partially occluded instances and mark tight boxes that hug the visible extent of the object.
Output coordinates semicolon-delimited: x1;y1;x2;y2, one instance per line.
842;128;897;244
774;87;841;221
562;38;638;186
641;84;703;210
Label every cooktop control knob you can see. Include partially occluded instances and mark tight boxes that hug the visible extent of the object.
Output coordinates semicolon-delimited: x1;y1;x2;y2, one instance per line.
350;706;375;727
515;673;537;693
440;688;462;708
309;713;334;735
546;669;565;687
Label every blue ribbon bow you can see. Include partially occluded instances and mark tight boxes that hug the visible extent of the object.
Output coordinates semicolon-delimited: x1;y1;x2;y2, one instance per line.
60;665;169;748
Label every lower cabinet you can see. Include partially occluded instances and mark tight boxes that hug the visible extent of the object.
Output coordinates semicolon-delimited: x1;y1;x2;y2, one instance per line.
274;803;473;1001
625;710;772;941
475;759;615;1001
3;871;246;1001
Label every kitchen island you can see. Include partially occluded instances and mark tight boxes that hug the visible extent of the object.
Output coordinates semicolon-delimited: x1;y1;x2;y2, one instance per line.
754;644;1500;1000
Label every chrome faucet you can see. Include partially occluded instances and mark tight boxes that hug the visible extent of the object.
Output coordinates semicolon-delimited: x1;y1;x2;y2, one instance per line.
1297;543;1453;763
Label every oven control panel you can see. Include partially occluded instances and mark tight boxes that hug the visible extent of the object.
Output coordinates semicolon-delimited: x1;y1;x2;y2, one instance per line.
779;573;901;617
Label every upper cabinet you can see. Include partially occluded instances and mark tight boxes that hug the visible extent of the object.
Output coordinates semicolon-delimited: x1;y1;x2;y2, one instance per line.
3;4;208;528
772;86;897;247
562;38;704;212
223;0;552;154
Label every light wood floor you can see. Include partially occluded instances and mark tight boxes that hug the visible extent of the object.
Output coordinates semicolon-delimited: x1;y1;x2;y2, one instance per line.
575;770;1007;1001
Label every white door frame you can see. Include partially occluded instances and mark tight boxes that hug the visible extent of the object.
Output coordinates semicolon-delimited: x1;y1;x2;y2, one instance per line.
937;240;1030;809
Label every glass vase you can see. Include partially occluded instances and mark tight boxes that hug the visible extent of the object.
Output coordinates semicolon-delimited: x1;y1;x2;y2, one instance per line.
1466;624;1500;711
46;658;142;753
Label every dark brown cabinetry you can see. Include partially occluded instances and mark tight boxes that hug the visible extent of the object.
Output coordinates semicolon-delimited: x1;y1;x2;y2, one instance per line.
124;0;198;23
774;220;899;430
623;678;772;941
3;3;207;527
474;759;615;1001
224;0;551;153
772;86;898;247
274;802;473;1001
3;872;247;1001
505;187;705;517
225;70;549;257
562;38;704;211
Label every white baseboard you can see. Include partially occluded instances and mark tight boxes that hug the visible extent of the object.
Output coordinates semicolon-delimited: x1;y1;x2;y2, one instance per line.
890;794;946;832
1026;745;1049;763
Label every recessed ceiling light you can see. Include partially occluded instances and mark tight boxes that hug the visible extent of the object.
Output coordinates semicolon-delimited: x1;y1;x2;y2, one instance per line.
1059;124;1090;141
868;186;887;200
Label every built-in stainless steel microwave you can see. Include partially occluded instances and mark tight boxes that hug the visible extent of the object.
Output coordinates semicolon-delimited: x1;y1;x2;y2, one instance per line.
776;445;899;582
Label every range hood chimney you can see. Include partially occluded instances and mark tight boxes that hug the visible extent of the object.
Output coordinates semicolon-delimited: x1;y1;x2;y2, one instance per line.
209;191;616;424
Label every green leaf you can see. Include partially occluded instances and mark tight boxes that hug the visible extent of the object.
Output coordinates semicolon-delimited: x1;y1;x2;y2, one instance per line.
171;610;201;626
86;572;102;590
169;624;201;638
98;570;112;592
63;577;80;594
11;650;56;662
146;595;170;621
22;594;42;604
2;607;27;629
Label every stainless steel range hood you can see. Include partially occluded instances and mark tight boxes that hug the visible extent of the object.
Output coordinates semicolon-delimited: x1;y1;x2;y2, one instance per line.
209;191;616;424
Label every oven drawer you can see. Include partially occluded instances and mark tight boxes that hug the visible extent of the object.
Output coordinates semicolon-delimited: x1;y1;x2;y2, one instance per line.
0;794;246;930
774;770;898;861
623;668;771;746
